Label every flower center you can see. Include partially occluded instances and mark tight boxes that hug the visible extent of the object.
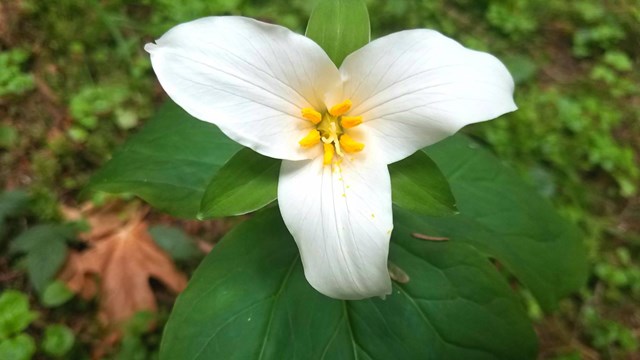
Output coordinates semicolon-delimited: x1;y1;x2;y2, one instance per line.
298;99;365;165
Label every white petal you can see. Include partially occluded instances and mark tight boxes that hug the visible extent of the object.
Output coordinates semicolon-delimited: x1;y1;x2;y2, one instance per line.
278;153;393;300
340;29;516;164
146;16;341;160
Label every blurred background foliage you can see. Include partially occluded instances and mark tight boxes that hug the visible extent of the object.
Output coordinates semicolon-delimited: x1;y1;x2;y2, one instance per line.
0;0;638;359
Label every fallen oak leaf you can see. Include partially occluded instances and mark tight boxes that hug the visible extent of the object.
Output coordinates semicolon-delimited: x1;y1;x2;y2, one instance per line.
99;219;186;325
58;205;187;328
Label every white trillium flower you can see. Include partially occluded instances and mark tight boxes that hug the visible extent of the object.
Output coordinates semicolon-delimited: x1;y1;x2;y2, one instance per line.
145;16;516;300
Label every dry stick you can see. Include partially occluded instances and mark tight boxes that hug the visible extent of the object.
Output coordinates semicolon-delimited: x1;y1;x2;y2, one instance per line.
411;232;449;241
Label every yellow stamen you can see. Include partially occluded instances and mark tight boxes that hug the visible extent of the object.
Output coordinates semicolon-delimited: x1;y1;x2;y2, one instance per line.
323;143;334;165
298;129;321;147
341;116;362;128
301;107;322;124
339;134;365;153
329;99;352;117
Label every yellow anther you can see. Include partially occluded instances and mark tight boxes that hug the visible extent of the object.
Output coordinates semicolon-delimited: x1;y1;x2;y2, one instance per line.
323;143;334;165
329;99;352;117
298;129;321;147
301;108;322;124
339;134;365;153
341;116;362;128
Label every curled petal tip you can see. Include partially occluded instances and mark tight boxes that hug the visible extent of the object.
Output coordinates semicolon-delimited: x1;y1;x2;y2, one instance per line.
144;42;158;54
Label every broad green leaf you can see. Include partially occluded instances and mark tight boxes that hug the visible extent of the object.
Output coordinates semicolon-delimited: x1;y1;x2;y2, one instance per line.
305;0;370;66
149;225;201;262
0;334;36;360
390;151;457;216
199;148;280;219
87;100;242;218
10;224;73;295
0;291;38;339
42;324;75;357
42;281;74;308
160;208;537;360
422;134;588;311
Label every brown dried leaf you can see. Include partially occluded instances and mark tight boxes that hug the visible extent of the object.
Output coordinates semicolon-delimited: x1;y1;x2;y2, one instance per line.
59;203;187;327
58;251;99;299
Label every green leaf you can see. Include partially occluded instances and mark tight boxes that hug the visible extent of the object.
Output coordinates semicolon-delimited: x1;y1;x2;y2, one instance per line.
305;0;370;66
42;324;75;357
0;291;38;339
160;208;537;359
116;336;149;360
389;151;457;216
41;281;74;308
199;148;280;219
0;190;28;220
116;312;156;360
0;190;29;236
422;134;588;311
0;190;29;226
10;224;73;295
149;225;201;262
503;55;538;84
87;100;242;218
0;334;36;360
25;242;68;296
123;311;156;336
9;224;74;254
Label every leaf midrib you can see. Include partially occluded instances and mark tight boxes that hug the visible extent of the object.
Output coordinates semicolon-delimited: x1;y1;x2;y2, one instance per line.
257;255;299;360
